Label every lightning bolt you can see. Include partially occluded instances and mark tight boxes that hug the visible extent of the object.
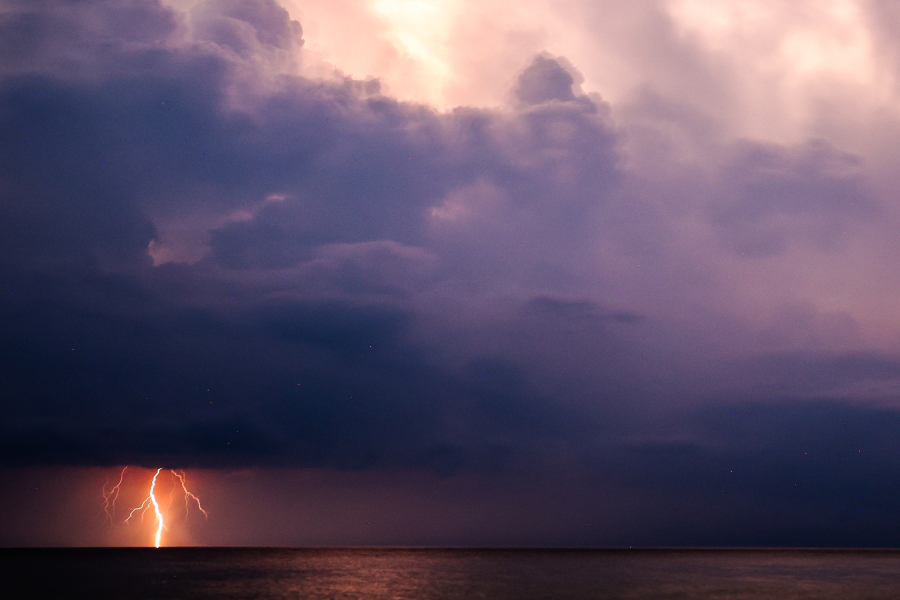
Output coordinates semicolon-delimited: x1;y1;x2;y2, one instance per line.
116;467;207;548
125;468;164;547
171;470;208;519
100;466;127;524
149;468;164;548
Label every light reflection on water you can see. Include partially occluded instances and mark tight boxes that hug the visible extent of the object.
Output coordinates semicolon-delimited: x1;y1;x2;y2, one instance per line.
5;548;900;599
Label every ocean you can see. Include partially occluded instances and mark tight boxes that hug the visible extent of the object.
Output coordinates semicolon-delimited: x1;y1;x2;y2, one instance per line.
4;548;900;599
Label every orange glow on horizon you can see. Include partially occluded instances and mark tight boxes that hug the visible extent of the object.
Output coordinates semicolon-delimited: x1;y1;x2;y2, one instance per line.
115;467;207;547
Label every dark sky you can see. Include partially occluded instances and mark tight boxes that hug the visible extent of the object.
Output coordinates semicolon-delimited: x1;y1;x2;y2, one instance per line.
3;0;900;547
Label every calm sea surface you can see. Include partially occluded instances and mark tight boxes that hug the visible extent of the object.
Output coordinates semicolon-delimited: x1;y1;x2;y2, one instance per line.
4;548;900;599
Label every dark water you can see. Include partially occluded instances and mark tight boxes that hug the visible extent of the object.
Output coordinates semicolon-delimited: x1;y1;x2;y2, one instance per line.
4;548;900;599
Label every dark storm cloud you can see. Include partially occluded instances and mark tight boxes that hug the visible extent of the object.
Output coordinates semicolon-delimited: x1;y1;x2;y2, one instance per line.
514;54;581;105
741;350;900;399
709;139;874;256
190;0;302;54
596;398;900;547
0;0;179;76
0;278;592;473
2;0;900;545
527;296;643;324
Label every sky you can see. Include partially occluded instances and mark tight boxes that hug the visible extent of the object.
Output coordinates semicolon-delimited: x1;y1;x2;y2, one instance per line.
3;0;900;547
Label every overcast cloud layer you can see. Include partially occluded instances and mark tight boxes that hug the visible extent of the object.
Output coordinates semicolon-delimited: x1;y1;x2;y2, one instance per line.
3;0;900;546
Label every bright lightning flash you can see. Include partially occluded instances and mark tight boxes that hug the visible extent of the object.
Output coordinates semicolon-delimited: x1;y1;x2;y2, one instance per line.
100;466;128;524
171;470;208;519
103;467;207;548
